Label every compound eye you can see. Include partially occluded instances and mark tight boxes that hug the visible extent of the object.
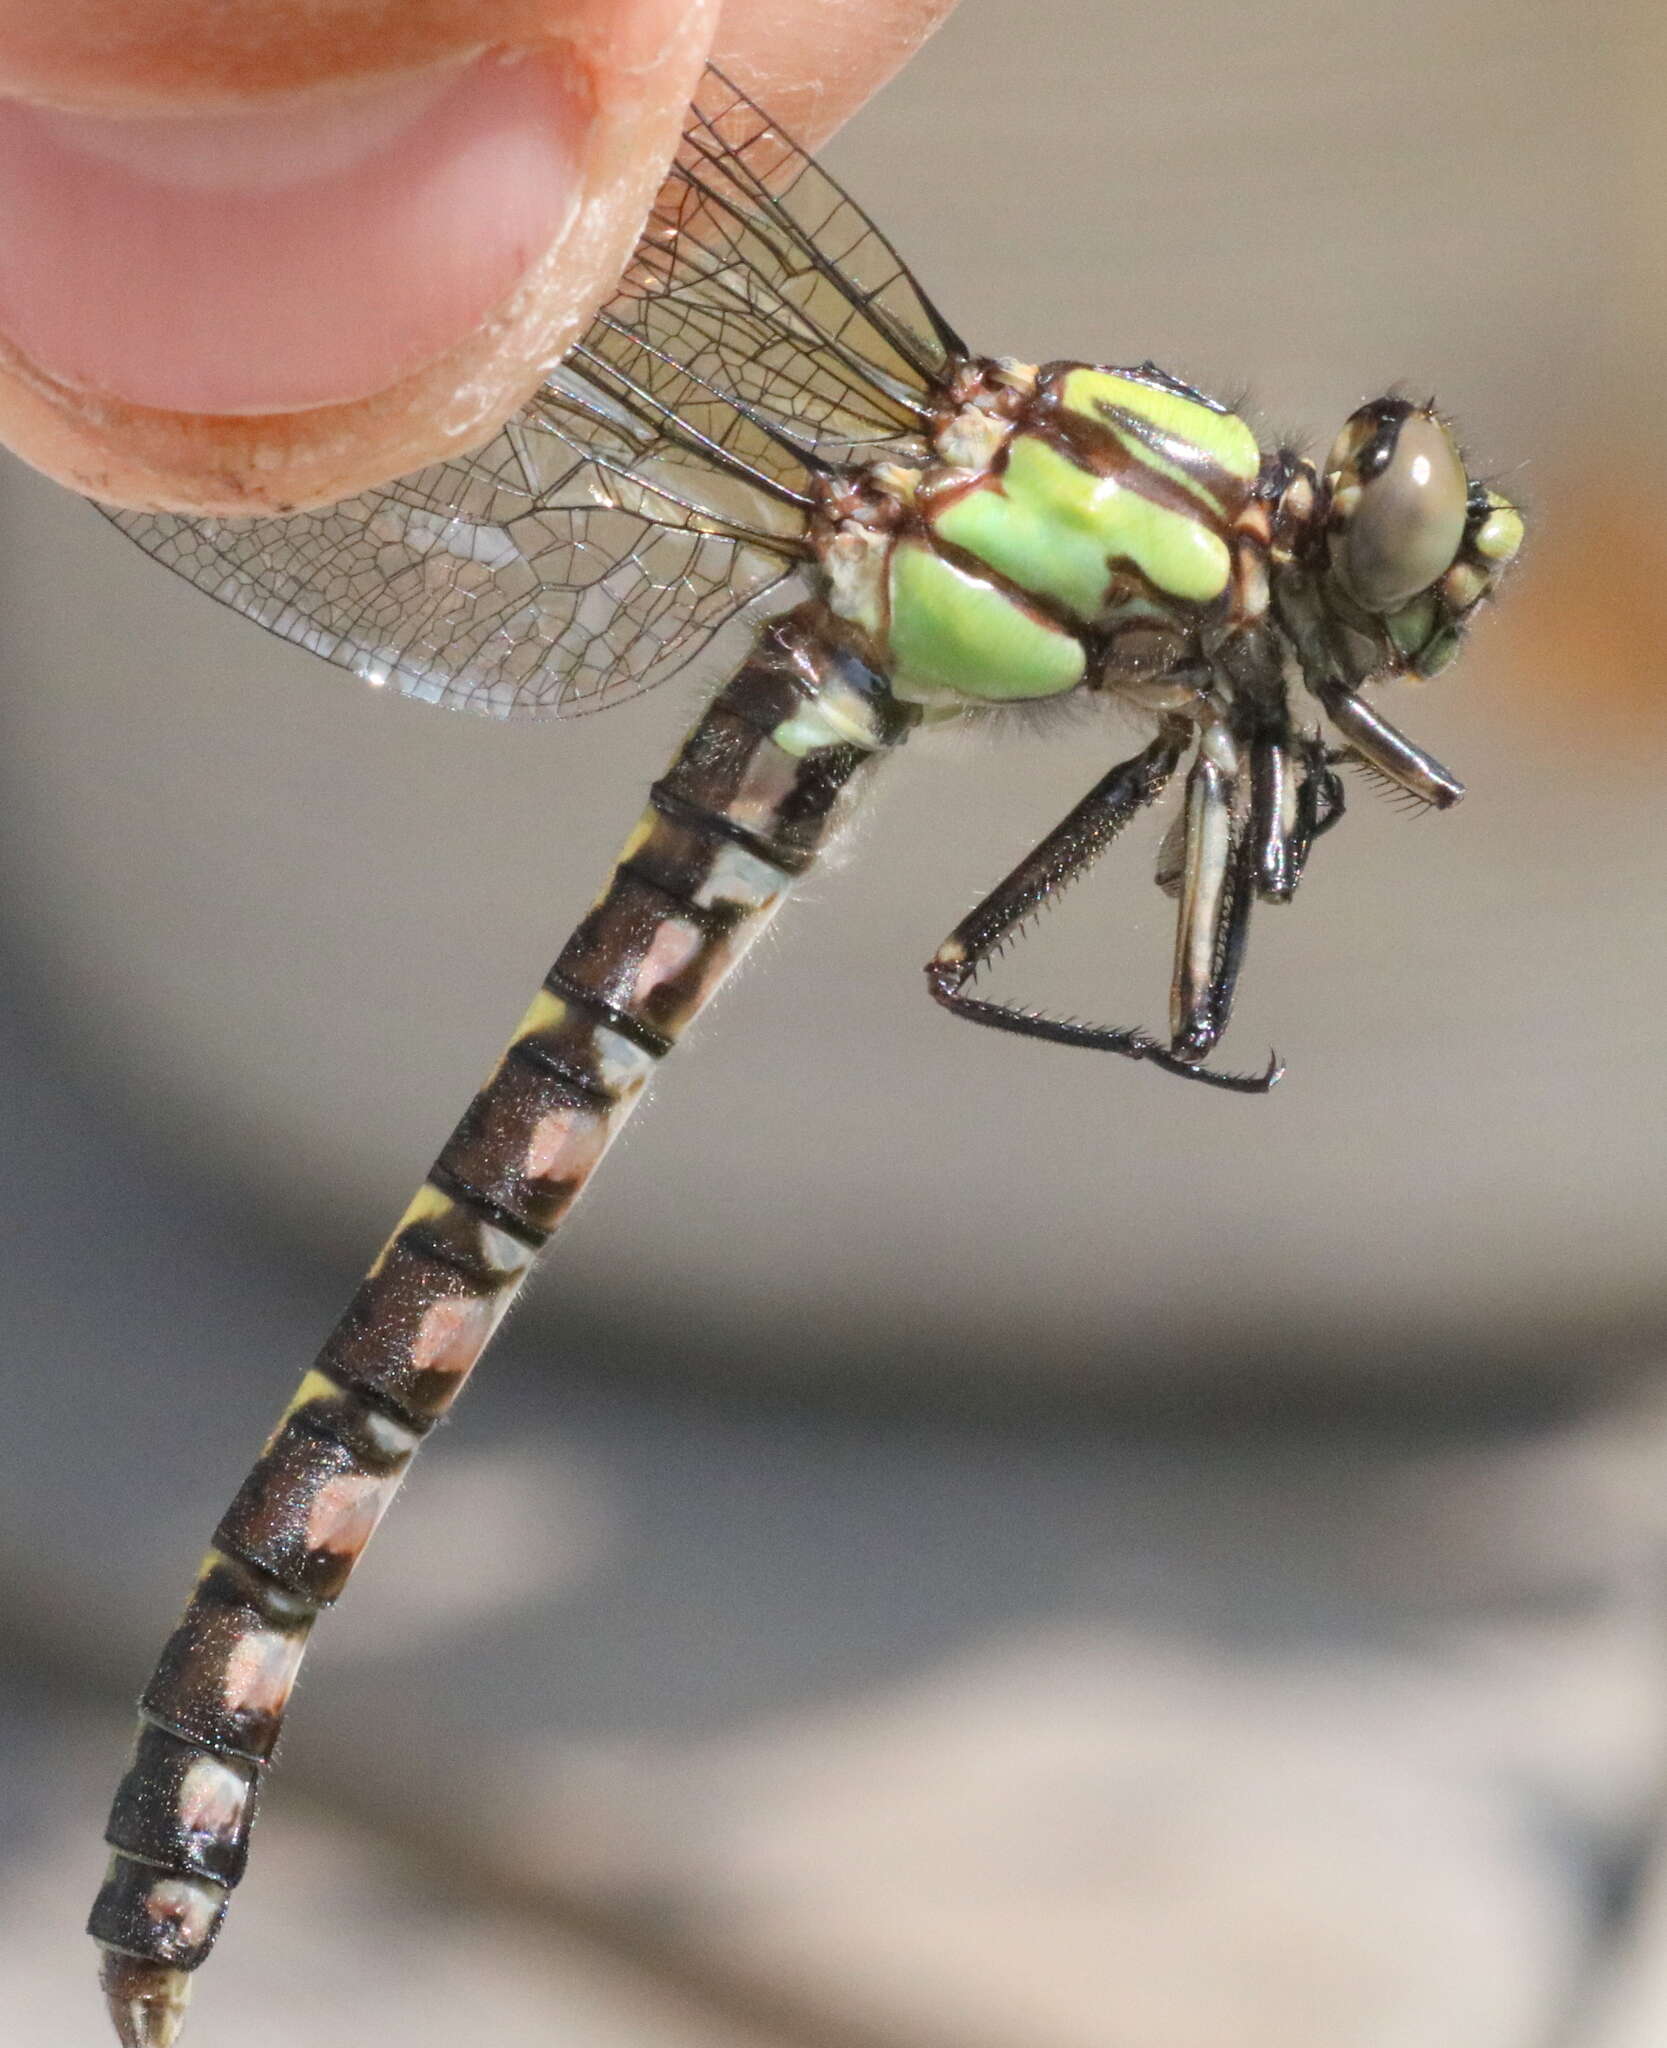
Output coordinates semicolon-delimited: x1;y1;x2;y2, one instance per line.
1329;406;1469;613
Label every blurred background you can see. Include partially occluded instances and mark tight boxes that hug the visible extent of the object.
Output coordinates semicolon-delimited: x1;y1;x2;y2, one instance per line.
7;0;1667;2041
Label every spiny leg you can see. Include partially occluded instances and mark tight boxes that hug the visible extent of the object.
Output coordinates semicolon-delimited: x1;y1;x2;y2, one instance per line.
1288;738;1346;886
1312;676;1465;809
925;725;1279;1093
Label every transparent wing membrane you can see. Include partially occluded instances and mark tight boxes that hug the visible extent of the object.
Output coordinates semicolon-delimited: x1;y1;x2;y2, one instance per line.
608;70;963;473
110;403;806;718
102;67;963;719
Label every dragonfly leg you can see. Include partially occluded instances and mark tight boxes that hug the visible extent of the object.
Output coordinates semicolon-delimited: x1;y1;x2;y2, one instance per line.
1168;742;1259;1066
926;724;1281;1094
1249;735;1298;902
1312;676;1465;808
1288;739;1346;886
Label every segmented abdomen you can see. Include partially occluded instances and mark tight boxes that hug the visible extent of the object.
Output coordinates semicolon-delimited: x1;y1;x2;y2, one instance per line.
90;604;908;2039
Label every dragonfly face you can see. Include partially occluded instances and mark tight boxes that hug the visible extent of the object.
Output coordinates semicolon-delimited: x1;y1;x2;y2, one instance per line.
1314;397;1525;682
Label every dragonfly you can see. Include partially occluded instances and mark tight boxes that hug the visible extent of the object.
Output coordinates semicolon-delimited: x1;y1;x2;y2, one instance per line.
84;63;1524;2048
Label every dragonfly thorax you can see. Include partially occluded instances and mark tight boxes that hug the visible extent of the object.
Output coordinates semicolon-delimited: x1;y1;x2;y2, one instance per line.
814;358;1271;711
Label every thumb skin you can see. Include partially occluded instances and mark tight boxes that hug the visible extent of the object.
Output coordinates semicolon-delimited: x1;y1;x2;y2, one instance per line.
0;0;960;515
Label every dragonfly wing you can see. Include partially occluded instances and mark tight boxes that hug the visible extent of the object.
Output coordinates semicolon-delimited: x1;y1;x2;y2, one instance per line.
102;64;961;718
581;67;963;491
105;421;803;719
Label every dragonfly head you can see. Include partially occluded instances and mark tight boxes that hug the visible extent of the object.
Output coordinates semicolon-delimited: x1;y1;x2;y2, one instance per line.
1317;397;1524;678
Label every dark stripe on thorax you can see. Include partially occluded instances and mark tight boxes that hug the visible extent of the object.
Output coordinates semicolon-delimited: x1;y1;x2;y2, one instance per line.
1029;389;1240;537
924;519;1108;639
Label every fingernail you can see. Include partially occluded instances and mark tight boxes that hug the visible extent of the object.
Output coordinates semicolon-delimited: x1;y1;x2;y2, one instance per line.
0;50;585;416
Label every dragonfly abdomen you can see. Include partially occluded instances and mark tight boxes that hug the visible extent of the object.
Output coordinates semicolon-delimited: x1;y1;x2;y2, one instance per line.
89;603;908;2047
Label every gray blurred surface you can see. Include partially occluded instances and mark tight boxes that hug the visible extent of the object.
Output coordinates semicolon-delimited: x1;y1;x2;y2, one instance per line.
6;2;1667;2046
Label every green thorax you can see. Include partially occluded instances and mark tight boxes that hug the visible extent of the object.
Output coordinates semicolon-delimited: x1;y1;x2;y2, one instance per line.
870;363;1265;708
